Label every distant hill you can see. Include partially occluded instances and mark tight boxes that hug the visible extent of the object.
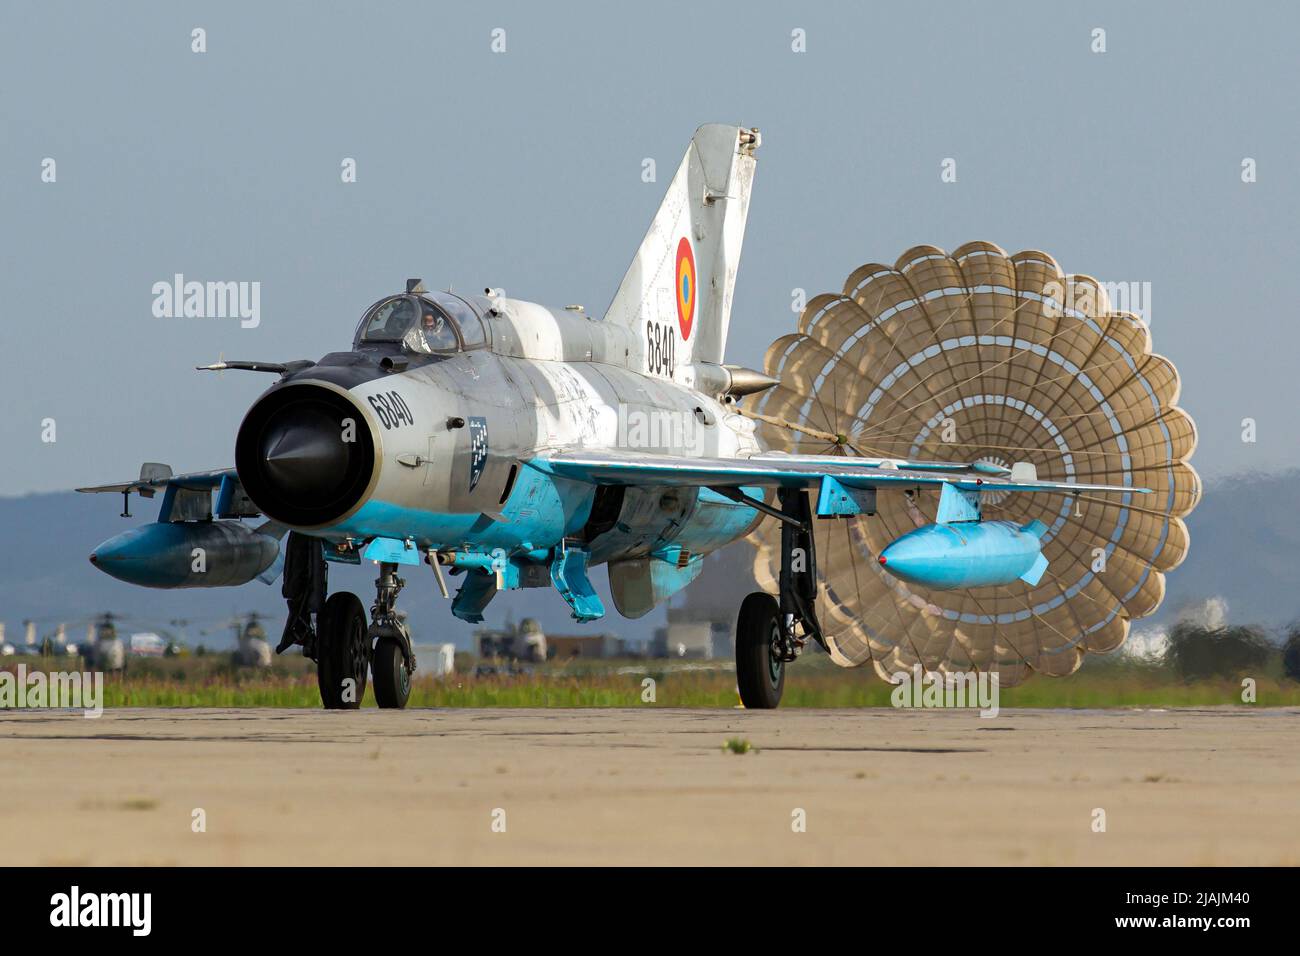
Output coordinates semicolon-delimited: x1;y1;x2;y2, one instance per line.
1156;470;1300;630
0;491;663;650
0;471;1295;650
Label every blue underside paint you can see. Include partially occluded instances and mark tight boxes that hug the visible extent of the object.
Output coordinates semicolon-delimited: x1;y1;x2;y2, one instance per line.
316;467;760;622
550;543;605;622
816;476;877;516
935;483;982;523
361;536;423;565
330;463;595;555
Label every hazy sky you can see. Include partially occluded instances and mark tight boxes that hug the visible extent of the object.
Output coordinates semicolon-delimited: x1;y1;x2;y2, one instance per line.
2;0;1297;496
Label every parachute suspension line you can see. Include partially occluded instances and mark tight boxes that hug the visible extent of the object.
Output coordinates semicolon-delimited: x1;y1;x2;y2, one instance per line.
1055;408;1185;459
1072;492;1180;522
1040;561;1132;630
810;387;849;453
899;273;977;434
963;591;1035;674
1010;589;1077;647
847;293;1039;436
820;351;849;453
868;501;944;670
840;288;982;435
841;431;1019;455
737;407;893;459
840;517;876;669
858;337;1103;445
773;345;1147;471
854;350;1146;446
840;436;1136;461
857;351;1154;447
1033;562;1094;650
857;309;1122;439
796;289;981;449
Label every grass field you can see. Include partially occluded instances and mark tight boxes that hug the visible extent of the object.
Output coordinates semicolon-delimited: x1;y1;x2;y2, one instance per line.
4;652;1297;709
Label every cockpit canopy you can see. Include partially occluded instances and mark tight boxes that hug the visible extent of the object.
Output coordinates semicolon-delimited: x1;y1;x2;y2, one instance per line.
354;290;488;354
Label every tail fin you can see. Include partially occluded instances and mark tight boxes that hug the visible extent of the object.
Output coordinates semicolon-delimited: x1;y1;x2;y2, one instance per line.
603;124;759;372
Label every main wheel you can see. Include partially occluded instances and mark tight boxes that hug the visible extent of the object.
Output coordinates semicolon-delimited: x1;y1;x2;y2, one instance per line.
316;592;369;709
372;636;411;709
736;592;785;709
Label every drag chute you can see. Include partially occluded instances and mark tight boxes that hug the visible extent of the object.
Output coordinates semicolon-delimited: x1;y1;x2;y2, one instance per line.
750;242;1200;685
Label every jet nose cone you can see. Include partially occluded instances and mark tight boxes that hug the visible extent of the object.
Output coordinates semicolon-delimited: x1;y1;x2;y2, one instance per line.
88;551;98;565
236;384;377;526
260;413;350;496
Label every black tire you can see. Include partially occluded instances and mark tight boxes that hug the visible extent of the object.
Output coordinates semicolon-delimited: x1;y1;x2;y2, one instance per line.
736;592;784;709
372;636;411;709
316;592;369;709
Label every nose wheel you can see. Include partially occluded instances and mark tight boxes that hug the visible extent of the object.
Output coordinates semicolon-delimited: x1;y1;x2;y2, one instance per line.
372;636;412;708
367;561;416;709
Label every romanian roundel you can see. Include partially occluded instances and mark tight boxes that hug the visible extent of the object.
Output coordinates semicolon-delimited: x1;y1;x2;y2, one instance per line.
675;236;695;341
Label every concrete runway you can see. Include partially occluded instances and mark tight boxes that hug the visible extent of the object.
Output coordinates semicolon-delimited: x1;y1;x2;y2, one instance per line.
1;707;1297;865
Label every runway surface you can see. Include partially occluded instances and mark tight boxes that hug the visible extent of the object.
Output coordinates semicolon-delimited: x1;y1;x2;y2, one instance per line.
2;707;1297;865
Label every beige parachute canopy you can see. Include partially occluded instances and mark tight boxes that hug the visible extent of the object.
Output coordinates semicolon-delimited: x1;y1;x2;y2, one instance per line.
749;242;1200;685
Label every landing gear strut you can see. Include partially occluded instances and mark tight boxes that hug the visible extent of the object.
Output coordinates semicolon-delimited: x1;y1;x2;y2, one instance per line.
368;562;416;709
736;488;823;709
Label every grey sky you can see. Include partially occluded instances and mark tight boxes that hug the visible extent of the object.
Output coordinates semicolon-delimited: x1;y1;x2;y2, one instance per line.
2;0;1297;495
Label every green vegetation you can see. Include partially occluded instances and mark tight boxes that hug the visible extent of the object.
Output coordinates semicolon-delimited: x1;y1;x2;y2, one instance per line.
5;647;1300;709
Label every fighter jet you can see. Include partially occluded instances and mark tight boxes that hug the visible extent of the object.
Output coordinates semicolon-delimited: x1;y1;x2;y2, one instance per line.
81;124;1145;710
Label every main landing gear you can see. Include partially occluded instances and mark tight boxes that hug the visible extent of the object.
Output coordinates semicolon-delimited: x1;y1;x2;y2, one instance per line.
734;488;824;709
316;592;369;709
280;534;417;710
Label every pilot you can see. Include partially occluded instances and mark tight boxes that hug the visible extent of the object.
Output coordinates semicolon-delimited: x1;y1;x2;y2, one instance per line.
402;306;449;354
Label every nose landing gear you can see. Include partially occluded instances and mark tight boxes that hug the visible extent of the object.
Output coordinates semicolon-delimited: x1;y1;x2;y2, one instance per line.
312;563;417;709
368;562;416;709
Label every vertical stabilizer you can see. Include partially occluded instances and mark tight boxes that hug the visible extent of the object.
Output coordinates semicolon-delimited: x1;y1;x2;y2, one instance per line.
603;124;759;372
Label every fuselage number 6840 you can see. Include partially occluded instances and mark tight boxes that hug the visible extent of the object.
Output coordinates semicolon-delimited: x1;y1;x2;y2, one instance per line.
368;390;415;430
647;320;677;378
